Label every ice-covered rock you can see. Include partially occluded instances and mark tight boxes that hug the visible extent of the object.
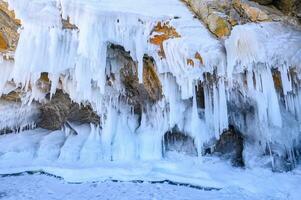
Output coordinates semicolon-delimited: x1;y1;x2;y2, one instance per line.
0;0;300;171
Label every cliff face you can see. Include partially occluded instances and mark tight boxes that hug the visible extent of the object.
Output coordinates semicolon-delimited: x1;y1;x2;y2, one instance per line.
0;0;300;172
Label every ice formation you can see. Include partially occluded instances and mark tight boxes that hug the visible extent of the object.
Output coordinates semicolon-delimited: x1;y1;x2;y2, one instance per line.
0;0;300;171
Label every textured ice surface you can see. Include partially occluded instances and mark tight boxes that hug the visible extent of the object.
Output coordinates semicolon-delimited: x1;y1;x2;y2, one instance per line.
0;100;39;133
1;173;291;200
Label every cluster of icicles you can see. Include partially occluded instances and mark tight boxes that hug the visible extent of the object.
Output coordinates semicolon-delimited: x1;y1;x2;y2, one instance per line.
0;0;301;167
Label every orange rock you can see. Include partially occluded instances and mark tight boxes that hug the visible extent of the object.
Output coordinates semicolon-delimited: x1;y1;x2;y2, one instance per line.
187;58;194;67
0;1;21;25
150;22;180;58
62;16;78;30
207;13;231;38
0;32;8;50
233;0;270;22
0;1;20;52
143;56;162;101
272;70;283;92
195;52;204;65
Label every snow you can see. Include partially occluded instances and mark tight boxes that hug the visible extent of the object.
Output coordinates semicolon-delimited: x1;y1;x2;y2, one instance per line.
0;173;286;200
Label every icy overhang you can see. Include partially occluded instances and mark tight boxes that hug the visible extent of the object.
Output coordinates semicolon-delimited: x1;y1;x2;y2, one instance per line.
3;0;225;101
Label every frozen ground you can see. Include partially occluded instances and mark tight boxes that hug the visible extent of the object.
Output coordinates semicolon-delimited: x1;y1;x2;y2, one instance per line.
0;172;292;200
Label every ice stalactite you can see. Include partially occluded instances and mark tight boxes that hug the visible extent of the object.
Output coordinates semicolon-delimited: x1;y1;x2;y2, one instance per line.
225;22;301;169
0;59;14;95
0;100;40;133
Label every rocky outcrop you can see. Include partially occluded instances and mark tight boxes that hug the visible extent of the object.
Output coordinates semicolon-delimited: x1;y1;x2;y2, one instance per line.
233;0;270;22
112;45;162;115
38;90;100;130
214;127;244;167
183;0;300;38
274;0;301;18
0;1;20;53
183;0;233;37
252;0;273;5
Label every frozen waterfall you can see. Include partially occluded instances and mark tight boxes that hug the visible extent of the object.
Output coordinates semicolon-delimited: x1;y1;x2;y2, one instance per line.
0;0;301;172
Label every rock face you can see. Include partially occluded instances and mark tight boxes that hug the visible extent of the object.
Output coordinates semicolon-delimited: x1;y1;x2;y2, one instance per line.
38;91;100;130
113;45;162;115
183;0;232;37
233;0;270;22
0;1;19;53
274;0;301;17
183;0;300;38
214;127;244;167
252;0;273;5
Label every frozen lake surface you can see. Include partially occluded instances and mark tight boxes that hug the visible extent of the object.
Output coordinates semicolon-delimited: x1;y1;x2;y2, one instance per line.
0;173;286;200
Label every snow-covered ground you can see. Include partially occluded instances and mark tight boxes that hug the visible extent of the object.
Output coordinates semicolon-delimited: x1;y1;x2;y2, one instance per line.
0;172;295;200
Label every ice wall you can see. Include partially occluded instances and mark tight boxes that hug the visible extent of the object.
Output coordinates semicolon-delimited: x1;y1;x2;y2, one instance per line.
0;0;301;167
0;100;39;133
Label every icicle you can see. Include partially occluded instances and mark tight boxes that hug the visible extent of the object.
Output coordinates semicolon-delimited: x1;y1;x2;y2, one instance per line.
137;108;165;160
217;78;228;135
279;66;292;95
101;103;118;161
188;87;208;154
79;124;102;164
